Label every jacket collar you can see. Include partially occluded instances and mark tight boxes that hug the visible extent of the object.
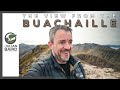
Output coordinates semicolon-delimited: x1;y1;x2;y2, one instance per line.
50;52;78;68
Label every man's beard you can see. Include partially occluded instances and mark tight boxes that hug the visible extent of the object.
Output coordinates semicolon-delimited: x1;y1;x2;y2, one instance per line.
53;49;71;63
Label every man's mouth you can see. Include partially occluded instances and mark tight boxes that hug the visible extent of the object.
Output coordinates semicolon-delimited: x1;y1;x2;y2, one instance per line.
61;49;71;56
62;52;69;56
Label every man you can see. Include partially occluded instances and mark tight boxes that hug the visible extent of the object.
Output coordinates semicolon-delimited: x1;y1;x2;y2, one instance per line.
24;25;85;79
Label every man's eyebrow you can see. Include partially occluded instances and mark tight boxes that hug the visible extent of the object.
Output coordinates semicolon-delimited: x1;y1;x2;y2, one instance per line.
69;39;73;41
59;39;73;42
59;40;66;42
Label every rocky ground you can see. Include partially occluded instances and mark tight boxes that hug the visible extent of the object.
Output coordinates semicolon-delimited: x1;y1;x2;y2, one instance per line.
82;62;120;79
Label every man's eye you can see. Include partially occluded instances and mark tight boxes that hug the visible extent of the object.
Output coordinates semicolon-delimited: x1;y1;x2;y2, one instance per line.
60;41;65;44
69;41;72;44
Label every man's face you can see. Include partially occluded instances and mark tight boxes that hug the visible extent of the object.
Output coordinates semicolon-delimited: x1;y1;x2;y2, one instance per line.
48;29;72;64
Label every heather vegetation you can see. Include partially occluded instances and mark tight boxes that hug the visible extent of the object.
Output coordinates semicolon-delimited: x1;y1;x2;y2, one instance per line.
19;44;49;76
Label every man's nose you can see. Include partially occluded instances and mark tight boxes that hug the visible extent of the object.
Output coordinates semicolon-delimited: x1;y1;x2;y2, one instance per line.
64;43;71;50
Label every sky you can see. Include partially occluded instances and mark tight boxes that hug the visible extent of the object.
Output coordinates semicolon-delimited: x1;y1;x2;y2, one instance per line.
3;11;120;45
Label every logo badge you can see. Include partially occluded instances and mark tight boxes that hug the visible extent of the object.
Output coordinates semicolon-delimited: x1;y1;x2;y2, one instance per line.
5;32;16;44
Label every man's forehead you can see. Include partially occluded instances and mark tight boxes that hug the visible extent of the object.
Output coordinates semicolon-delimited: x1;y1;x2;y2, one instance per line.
55;33;72;41
55;29;72;35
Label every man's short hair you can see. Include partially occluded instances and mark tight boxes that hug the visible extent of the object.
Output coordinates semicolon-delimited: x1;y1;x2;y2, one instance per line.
49;25;72;43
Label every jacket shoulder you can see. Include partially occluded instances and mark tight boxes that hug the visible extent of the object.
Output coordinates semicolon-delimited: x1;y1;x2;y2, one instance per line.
35;55;51;68
73;56;81;62
24;56;51;77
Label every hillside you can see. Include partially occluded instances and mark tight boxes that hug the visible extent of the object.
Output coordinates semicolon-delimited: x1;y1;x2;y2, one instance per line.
19;44;50;76
72;43;120;71
19;43;36;59
19;43;120;78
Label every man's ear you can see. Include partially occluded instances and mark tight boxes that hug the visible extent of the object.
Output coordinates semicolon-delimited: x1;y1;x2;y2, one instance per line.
48;41;53;50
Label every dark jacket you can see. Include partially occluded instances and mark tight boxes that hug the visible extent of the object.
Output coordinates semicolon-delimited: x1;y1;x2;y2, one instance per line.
24;53;85;79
